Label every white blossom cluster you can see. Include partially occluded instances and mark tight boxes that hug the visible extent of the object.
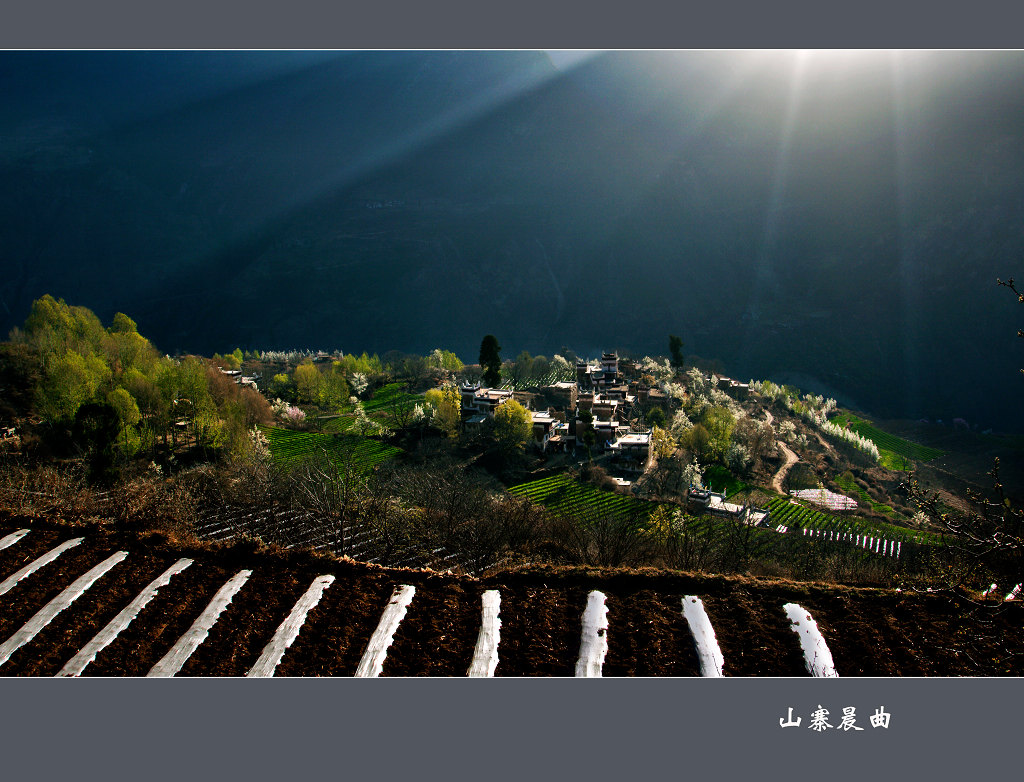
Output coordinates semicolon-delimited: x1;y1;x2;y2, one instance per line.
681;459;704;491
754;381;876;460
816;415;879;460
777;419;807;448
686;367;709;396
350;372;369;394
249;427;271;461
659;381;687;404
686;393;710;419
670;409;693;436
352;402;390;437
708;386;733;408
726;441;752;472
257;349;325;363
551;355;573;378
792;399;878;461
640;356;675;383
749;379;783;400
271;397;306;424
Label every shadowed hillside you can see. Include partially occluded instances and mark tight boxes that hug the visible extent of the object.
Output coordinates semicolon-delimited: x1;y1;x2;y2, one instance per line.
2;51;1024;431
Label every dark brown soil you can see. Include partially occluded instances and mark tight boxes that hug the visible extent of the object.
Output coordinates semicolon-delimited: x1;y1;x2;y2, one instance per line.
382;577;484;676
3;516;1024;676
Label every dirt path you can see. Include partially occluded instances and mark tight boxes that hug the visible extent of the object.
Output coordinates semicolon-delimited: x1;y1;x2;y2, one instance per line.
813;431;836;454
763;410;798;493
773;441;799;493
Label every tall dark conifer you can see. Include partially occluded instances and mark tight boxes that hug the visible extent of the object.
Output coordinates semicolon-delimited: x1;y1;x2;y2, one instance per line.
479;335;502;387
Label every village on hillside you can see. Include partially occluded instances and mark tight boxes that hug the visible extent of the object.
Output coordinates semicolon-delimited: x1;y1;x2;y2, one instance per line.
456;352;771;525
2;298;1012;594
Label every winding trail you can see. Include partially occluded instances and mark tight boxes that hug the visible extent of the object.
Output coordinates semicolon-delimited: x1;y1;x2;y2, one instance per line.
813;431;836;455
763;409;799;493
773;441;799;493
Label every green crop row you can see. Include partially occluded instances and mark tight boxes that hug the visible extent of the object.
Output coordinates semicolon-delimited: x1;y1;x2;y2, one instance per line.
768;497;942;545
509;474;656;525
261;426;402;473
362;383;420;412
829;412;944;464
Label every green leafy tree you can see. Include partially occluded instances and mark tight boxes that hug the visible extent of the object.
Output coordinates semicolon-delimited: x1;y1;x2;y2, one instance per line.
493;398;532;453
109;312;138;334
23;294;106;362
37;350;110;422
320;363;350;411
680;422;711;463
106;387;142;456
510;350;533;386
479;335;502;387
646;406;667;429
293;362;322;405
269;372;294;401
428;383;461;438
701;405;735;461
428;349;464;373
650;425;676;460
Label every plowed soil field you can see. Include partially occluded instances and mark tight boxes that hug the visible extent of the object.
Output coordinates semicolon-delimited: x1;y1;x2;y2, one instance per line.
2;514;1022;676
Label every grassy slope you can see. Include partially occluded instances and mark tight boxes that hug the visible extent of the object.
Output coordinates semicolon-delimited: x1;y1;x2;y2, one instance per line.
830;411;944;468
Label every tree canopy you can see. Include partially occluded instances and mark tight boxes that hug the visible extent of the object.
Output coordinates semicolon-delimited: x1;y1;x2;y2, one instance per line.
493;398;532;453
479;335;502;387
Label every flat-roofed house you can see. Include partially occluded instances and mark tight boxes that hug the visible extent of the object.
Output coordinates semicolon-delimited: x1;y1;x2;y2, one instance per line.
542;381;578;413
607;430;653;472
459;383;515;419
531;410;558;448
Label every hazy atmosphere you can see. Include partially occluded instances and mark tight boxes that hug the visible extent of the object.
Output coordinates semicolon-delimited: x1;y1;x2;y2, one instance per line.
2;50;1022;431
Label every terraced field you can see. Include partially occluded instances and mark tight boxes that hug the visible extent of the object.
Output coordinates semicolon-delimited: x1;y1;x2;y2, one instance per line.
508;475;657;525
767;497;944;546
830;412;944;468
189;503;487;574
317;383;421;433
1;517;1020;676
261;428;401;472
834;472;897;516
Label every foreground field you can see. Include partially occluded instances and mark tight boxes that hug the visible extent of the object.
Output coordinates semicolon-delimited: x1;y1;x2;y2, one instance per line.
1;516;1020;676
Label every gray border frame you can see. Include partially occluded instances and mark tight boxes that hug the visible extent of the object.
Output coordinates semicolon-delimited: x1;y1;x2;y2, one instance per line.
3;0;1024;777
3;0;1024;48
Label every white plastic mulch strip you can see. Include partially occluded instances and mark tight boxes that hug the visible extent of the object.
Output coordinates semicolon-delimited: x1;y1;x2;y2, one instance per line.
783;603;838;677
1006;584;1022;602
58;558;194;677
147;569;252;677
0;529;30;551
247;574;336;678
574;590;609;677
355;584;416;678
0;537;84;597
0;550;127;670
467;589;501;677
681;595;725;677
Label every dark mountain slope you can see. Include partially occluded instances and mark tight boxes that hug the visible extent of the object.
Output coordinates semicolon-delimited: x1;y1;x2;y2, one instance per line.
1;51;1023;430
